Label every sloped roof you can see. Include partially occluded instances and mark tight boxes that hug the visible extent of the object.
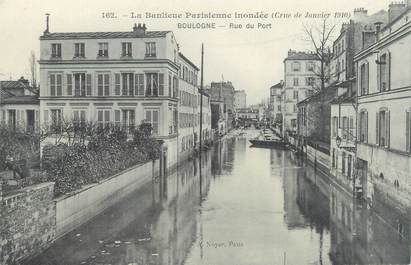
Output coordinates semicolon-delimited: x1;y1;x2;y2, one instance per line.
40;31;170;40
0;80;27;89
330;91;356;104
1;95;39;105
270;82;283;89
179;52;200;71
285;52;319;61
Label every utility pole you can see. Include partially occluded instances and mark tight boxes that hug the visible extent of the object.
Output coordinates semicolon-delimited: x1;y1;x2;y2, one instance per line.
199;43;204;152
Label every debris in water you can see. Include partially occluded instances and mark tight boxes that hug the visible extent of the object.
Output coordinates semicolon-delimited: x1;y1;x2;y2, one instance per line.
76;234;81;237
98;240;104;244
114;240;121;244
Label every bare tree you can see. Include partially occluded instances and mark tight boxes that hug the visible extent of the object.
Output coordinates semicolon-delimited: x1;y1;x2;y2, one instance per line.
302;18;336;92
29;51;38;89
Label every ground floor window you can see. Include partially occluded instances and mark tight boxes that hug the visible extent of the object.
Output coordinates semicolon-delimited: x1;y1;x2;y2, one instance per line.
144;109;159;135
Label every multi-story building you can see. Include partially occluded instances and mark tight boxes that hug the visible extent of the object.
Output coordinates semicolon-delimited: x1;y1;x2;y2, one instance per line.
328;7;388;190
269;81;283;125
0;77;39;131
354;4;411;205
233;90;246;110
177;52;211;161
282;50;320;136
38;23;200;168
210;81;235;131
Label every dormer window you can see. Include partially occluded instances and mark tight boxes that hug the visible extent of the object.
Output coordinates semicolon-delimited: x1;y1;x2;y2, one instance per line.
145;42;156;57
98;42;108;57
74;43;85;58
51;43;61;58
122;42;132;57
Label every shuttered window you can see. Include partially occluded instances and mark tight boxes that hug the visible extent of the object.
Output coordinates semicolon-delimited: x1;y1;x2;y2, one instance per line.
97;73;110;96
377;109;390;147
66;74;72;96
406;111;410;153
50;73;62;96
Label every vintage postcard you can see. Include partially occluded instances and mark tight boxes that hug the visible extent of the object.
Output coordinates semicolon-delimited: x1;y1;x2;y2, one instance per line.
0;0;410;264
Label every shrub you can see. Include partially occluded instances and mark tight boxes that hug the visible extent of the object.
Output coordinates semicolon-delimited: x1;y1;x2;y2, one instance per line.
43;123;162;196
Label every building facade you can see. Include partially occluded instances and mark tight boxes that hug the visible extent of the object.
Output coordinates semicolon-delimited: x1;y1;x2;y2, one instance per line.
282;50;320;136
269;81;283;125
39;23;207;168
234;90;246;110
0;77;39;131
354;6;411;205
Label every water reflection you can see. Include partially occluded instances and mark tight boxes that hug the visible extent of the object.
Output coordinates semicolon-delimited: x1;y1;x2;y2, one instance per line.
24;134;411;265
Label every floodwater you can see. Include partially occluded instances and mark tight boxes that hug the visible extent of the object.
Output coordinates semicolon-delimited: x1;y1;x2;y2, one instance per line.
25;130;411;265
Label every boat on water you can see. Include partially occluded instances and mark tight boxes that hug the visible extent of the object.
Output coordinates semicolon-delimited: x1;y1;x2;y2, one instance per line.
249;130;287;149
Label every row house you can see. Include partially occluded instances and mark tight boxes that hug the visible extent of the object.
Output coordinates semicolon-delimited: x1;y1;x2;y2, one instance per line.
329;8;388;192
354;5;411;204
39;23;183;167
0;77;39;131
282;50;320;137
177;52;211;161
209;81;235;131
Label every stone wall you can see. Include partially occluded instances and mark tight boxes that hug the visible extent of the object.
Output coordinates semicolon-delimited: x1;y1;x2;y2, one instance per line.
0;182;55;265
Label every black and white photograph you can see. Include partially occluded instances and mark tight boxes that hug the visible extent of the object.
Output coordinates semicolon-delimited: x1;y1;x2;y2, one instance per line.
0;0;410;264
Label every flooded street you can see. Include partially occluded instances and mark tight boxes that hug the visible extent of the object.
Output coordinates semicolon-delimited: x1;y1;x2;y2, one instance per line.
25;131;411;265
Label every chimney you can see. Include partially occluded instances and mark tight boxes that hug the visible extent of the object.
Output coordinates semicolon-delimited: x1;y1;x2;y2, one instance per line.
287;49;296;56
388;2;407;23
374;22;383;41
353;8;368;22
19;76;29;87
133;23;147;37
43;13;50;35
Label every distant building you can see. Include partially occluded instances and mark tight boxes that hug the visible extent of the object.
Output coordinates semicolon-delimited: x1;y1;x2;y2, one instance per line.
234;90;246;109
269;81;283;124
282;50;321;136
209;81;235;131
0;77;39;131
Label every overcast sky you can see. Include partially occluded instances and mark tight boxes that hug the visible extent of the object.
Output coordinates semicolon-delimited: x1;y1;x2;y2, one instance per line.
0;0;388;105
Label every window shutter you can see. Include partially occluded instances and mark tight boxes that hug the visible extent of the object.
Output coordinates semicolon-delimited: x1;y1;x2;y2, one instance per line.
407;111;410;153
50;74;55;96
35;110;39;130
376;112;380;145
159;73;164;96
386;110;390;148
104;74;110;96
365;63;369;94
44;110;49;125
387;52;391;90
66;74;72;96
97;74;103;96
376;57;381;92
57;74;62;96
86;74;92;96
115;73;120;95
365;111;368;143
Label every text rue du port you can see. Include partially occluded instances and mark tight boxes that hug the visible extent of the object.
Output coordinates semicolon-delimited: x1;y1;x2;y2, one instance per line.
229;23;272;29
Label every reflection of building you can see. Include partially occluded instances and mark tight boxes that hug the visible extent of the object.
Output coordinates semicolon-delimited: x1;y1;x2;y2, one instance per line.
354;4;411;205
297;158;411;265
0;77;39;131
283;169;307;228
